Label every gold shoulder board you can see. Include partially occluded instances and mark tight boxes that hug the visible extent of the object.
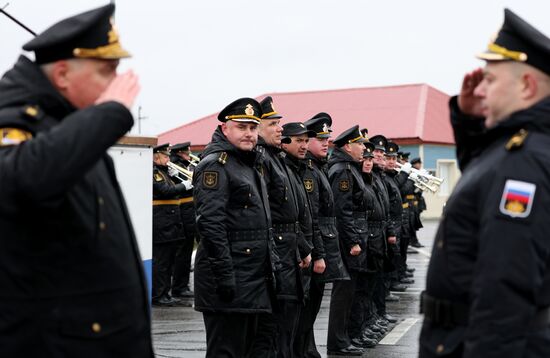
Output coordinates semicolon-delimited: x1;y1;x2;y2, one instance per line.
506;129;528;151
0;128;33;147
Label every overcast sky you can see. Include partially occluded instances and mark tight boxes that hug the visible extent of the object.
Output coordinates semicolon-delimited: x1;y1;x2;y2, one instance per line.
1;1;549;136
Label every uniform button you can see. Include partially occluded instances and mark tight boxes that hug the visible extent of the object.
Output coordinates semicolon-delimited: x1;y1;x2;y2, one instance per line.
278;236;283;241
98;197;104;205
92;322;101;333
436;240;444;249
248;193;252;197
99;222;106;230
436;344;444;354
245;248;251;254
244;205;248;209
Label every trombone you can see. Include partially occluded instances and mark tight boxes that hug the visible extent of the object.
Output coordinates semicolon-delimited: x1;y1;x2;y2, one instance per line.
167;162;193;181
394;163;444;193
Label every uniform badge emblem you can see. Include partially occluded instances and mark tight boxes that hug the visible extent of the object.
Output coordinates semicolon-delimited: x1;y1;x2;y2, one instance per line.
154;173;164;182
203;171;219;189
304;179;314;193
339;180;350;192
499;179;536;218
245;104;255;116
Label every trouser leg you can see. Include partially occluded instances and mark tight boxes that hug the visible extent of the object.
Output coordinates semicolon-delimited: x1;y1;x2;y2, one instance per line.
275;300;302;358
172;234;195;293
203;312;257;358
327;272;358;351
294;279;325;358
152;241;179;301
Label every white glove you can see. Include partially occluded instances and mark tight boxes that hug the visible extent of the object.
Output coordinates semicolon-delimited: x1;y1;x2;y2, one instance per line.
182;179;193;190
409;172;419;180
401;162;412;174
168;166;178;177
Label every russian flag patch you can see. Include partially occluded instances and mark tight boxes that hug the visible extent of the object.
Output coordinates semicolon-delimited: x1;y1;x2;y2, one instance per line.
499;180;536;218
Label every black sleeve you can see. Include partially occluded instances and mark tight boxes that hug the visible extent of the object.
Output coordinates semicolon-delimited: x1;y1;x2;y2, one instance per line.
153;172;188;199
0;101;133;208
193;160;234;288
305;169;325;260
330;167;360;249
382;178;398;237
449;96;486;172
295;174;313;260
394;171;409;188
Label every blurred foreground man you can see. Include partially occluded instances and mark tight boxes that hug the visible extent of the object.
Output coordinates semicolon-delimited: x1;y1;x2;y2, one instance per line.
0;4;153;357
420;9;550;358
193;98;274;358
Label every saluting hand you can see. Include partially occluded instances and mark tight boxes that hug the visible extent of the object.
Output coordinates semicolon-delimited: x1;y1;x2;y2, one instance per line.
457;68;485;117
95;70;140;110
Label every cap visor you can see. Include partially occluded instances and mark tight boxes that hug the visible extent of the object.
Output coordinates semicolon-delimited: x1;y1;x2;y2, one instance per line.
230;117;261;124
476;51;508;61
262;114;283;120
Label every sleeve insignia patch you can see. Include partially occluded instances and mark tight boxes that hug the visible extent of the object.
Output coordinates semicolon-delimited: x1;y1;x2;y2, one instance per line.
203;171;219;189
499;179;536;218
154;172;164;182
304;179;314;192
339;179;350;192
0;128;33;147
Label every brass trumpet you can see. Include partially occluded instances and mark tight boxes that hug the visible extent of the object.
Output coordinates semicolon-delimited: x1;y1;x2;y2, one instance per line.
189;153;201;167
395;162;444;193
167;162;193;181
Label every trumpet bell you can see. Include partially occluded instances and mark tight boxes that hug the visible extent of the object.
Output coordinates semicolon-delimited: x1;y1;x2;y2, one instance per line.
167;162;193;181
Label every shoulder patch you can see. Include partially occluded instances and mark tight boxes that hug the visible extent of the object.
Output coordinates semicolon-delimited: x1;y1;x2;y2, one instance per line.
203;171;219;189
304;178;314;193
505;129;528;151
499;179;536;218
154;172;164;182
339;179;350;192
0;128;33;147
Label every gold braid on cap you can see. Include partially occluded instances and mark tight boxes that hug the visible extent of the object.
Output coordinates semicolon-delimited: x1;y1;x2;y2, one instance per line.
348;135;363;143
488;43;528;62
73;42;130;59
261;111;277;119
225;115;261;121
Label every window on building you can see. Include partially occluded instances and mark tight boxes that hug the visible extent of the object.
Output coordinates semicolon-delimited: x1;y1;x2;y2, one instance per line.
436;160;458;196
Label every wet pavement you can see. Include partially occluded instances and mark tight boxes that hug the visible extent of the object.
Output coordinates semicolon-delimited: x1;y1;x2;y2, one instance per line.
152;220;439;357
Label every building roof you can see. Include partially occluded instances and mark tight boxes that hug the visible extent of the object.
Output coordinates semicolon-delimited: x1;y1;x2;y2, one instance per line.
158;83;453;148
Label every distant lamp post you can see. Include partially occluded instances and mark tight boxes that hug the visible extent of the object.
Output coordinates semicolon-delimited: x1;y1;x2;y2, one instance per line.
137;106;148;135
